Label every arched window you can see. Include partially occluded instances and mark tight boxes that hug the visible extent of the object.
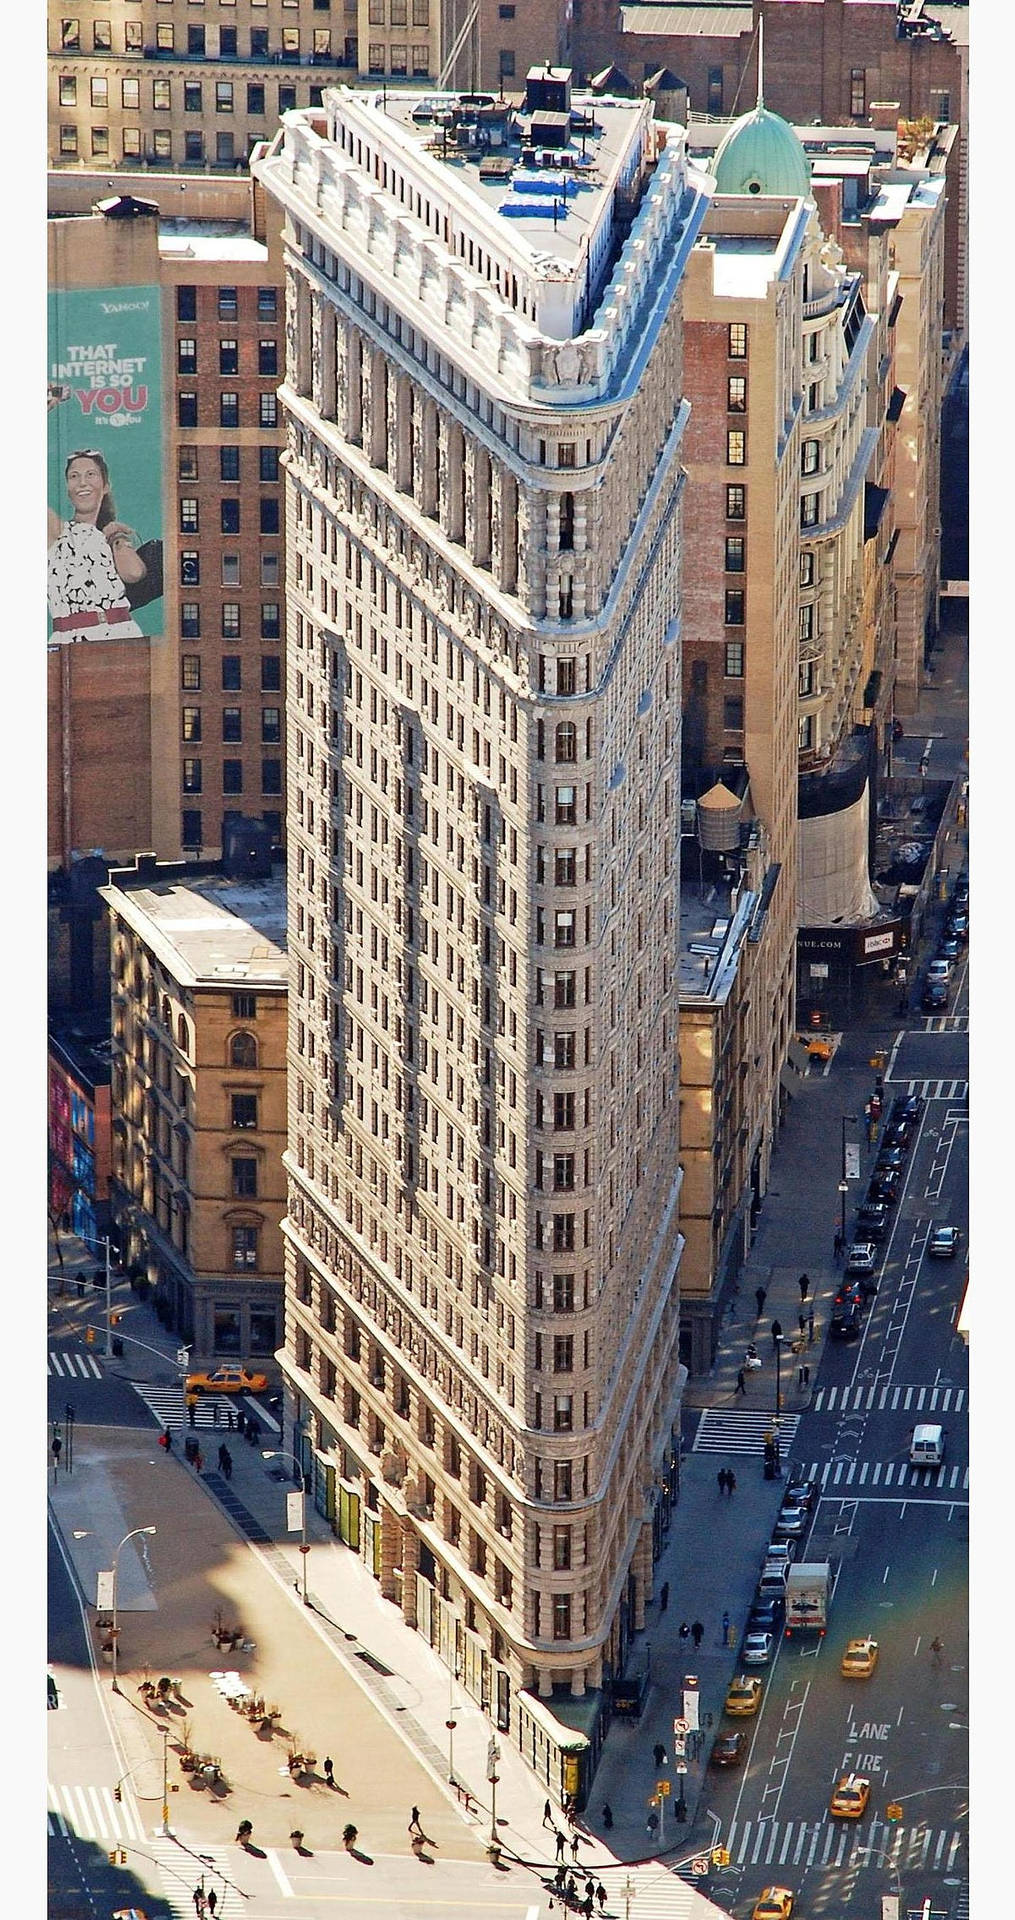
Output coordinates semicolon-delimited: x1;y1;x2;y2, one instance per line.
229;1031;257;1069
176;1013;190;1056
554;722;577;764
161;995;172;1028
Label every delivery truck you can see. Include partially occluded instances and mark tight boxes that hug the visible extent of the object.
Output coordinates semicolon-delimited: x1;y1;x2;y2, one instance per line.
785;1562;830;1636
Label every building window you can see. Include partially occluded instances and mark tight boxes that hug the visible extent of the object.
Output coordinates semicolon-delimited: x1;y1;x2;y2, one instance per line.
180;550;200;586
179;497;199;533
181;654;201;690
554;785;576;825
554;910;575;949
156;24;174;51
122;78;140;109
182;707;202;742
799;660;815;697
723;696;744;731
801;494;820;528
230;1094;259;1136
222;605;241;639
230;1031;257;1068
181;605;200;639
177;338;197;374
248;83;266;115
181;809;202;847
153;130;172;159
182;758;202;793
251;26;269;57
799;715;814;750
184;81;203;113
222;655;242;689
707;65;723;113
262;759;283;794
216;133;235;165
801;439;820;476
219;339;239;375
552;1526;571;1569
850;67;866;118
218;447;240;484
724;641;744;678
278;85;297;113
727;376;747;412
91;128;109;158
554;722;577;763
259;446;279;483
222;707;243;743
153;78;172;111
222;555;240;587
93;19;111;49
124;20;142;52
724;589;745;625
728;322;747;359
554;849;576;887
553;1460;572;1502
261;708;281;743
231;1156;258;1198
258;339;278;376
552;1395;573;1433
216;81;234;113
259;392;278;428
412;43;429;73
800;552;815;586
60;20;80;50
799;603;815;641
216;288;238;322
931;89;950;123
262;811;281;844
413;0;429;19
249;1310;276;1356
552;1593;572;1639
726;430;746;466
59;127;77;155
220;392;239;428
231;1226;258;1270
259;498;279;535
185;133;205;163
390;43;407;73
221;499;240;535
178;393;198;428
260;603;280;638
724;536;745;572
59;76;76;106
123;129;143;159
499;49;515;78
232;992;256;1020
261;655;281;691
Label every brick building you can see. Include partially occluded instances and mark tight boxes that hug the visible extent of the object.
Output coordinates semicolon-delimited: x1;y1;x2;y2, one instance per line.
102;857;287;1365
48;172;286;870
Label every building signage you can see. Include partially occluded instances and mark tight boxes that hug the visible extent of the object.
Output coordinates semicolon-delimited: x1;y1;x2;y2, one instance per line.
798;921;903;965
47;285;163;645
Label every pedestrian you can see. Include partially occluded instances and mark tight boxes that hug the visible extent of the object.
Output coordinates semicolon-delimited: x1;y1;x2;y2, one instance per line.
833;1228;843;1260
218;1442;229;1473
324;1756;335;1788
755;1285;767;1318
206;1893;217;1916
727;1470;737;1496
226;1408;235;1431
735;1366;747;1395
771;1319;783;1350
646;1809;659;1838
236;1819;253;1846
187;1395;197;1427
222;1447;233;1481
409;1806;423;1838
585;1877;596;1904
583;1893;594;1918
192;1890;206;1917
566;1875;578;1903
555;1827;566;1860
798;1311;807;1336
722;1609;730;1645
798;1364;810;1388
659;1580;669;1612
543;1796;553;1828
597;1882;608;1913
930;1635;944;1668
798;1273;810;1301
555;1862;567;1893
717;1468;727;1497
194;1447;204;1474
164;1429;173;1452
679;1621;689;1643
807;1307;815;1343
212;1401;221;1426
570;1831;580;1863
652;1741;666;1768
601;1802;613;1830
236;1410;245;1438
290;1829;304;1851
691;1619;704;1648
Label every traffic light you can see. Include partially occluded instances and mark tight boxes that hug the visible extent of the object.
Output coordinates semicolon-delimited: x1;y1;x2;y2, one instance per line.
107;1847;126;1865
711;1847;730;1867
85;1327;95;1345
112;1311;123;1327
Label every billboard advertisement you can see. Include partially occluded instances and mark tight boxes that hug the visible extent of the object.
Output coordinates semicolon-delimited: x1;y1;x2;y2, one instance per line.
47;285;163;644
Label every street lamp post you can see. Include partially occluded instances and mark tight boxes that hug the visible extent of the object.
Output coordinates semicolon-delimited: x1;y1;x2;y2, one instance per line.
774;1334;784;1436
111;1525;156;1693
76;1228;115;1358
261;1447;309;1604
486;1735;501;1858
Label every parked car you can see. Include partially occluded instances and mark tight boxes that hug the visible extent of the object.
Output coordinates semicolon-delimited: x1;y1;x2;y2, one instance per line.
783;1476;818;1512
856;1200;888;1240
743;1629;775;1666
921;980;949;1012
846;1242;879;1277
772;1502;809;1541
882;1118;912;1149
937;933;961;962
829;1301;863;1342
927;957;952;984
927;1224;961;1259
710;1729;748;1767
762;1540;795;1566
948;910;969;940
891;1093;922;1123
747;1595;784;1635
867;1172;900;1206
875;1146;905;1175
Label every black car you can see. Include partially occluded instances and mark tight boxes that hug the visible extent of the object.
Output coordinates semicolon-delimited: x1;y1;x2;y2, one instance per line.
856;1200;888;1240
892;1094;922;1124
833;1280;865;1312
829;1301;863;1341
867;1172;900;1206
937;934;961;962
876;1146;905;1175
747;1595;784;1634
783;1475;819;1511
922;980;949;1012
883;1119;912;1150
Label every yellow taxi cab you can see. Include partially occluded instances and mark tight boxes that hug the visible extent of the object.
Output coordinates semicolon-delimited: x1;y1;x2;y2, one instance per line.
751;1891;794;1920
799;1031;833;1062
184;1364;268;1395
724;1674;763;1717
840;1636;879;1679
829;1773;871;1819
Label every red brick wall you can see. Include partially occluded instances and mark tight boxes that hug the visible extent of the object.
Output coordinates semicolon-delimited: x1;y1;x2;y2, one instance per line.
48;639;153;865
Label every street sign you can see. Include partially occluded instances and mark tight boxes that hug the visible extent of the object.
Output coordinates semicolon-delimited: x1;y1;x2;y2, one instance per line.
881;1900;899;1920
673;1717;689;1735
96;1569;114;1611
844;1140;862;1180
286;1491;304;1533
176;1347;190;1367
690;1856;709;1875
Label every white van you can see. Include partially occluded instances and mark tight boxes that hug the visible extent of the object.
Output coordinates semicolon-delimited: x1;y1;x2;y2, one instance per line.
909;1423;945;1468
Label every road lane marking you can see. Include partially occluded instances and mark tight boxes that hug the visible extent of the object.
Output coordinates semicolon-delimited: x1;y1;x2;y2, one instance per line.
265;1849;294;1896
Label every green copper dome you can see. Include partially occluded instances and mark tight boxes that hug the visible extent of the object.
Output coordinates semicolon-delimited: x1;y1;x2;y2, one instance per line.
712;104;811;199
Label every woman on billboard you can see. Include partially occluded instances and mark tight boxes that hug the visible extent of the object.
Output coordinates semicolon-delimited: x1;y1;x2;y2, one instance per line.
47;447;150;645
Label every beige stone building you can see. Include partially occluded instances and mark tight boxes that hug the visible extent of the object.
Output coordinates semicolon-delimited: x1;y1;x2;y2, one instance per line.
102;858;288;1367
254;77;711;1773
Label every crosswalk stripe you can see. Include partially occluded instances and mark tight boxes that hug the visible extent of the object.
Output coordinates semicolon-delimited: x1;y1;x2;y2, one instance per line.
49;1352;64;1376
47;1350;103;1379
129;1381;281;1436
858;1461;868;1484
812;1382;967;1415
48;1782;141;1844
692;1411;801;1457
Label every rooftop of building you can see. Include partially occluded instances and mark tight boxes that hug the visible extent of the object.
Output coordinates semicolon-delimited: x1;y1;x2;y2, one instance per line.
677;877;753;1001
48;1017;114;1090
100;867;287;990
617;0;966;40
360;78;653;278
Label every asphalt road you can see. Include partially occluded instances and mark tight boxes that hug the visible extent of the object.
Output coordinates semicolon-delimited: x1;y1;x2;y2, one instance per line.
701;1002;969;1920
